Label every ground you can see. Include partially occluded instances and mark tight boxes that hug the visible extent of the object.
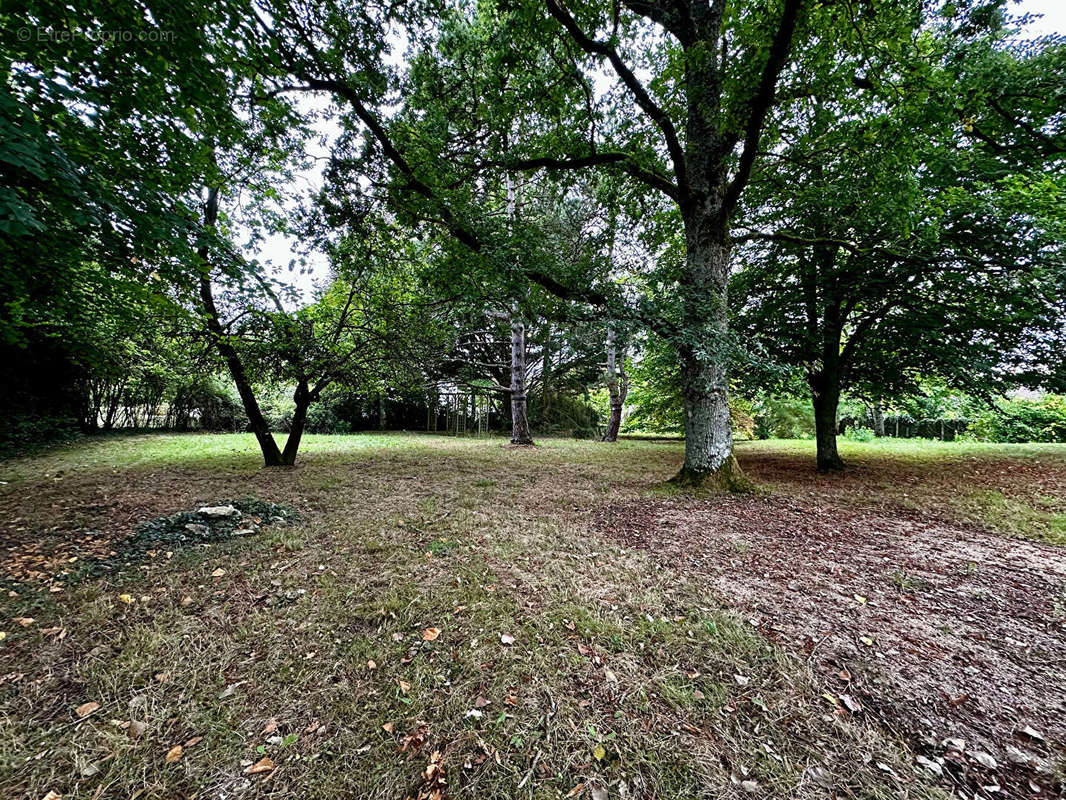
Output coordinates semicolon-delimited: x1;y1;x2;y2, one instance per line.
0;434;1063;800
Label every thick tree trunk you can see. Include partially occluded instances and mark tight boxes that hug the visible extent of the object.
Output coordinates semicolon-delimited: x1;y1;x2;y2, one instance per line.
872;404;885;437
197;187;284;467
510;311;533;445
602;329;624;442
811;373;844;472
377;393;386;430
670;223;749;490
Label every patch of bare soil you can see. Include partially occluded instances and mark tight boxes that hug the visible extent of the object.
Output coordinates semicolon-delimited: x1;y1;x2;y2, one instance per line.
592;496;1066;799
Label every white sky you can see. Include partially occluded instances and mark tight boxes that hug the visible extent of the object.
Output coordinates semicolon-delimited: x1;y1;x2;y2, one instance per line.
250;0;1066;303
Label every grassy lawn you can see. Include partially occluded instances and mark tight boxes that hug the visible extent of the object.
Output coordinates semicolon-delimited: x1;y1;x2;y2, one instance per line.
1;434;1063;799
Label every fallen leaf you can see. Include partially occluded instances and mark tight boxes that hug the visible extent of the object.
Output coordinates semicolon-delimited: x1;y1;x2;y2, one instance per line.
500;633;515;645
127;720;148;739
262;718;278;735
244;756;274;775
185;735;203;747
117;594;134;605
970;751;997;770
566;784;585;798
42;791;62;800
75;701;100;718
853;594;867;604
422;627;441;641
0;632;6;642
734;674;750;686
860;636;874;647
1020;725;1045;742
181;596;194;607
13;616;35;627
164;745;183;763
40;626;66;639
474;695;490;708
840;694;862;713
211;568;226;578
399;680;412;693
592;744;606;761
590;783;608;800
383;722;395;733
367;660;377;670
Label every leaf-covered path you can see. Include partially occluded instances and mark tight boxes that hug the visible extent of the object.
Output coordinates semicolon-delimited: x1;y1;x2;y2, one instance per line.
593;494;1065;798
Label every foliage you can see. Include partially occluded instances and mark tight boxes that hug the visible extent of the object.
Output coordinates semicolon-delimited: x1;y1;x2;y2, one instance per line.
753;398;816;440
526;392;601;439
844;427;875;443
0;414;80;458
968;395;1066;443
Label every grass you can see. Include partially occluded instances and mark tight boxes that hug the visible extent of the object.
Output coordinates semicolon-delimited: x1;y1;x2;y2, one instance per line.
2;432;1063;798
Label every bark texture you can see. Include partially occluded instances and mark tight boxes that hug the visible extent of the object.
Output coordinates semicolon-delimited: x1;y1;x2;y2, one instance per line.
510;312;533;445
602;329;627;442
673;227;748;489
811;374;844;472
872;404;885;437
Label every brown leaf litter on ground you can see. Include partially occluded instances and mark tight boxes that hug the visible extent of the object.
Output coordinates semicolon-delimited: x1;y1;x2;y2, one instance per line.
592;494;1066;799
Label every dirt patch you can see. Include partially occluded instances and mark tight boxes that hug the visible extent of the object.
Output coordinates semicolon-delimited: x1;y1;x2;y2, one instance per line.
592;496;1066;799
2;497;294;587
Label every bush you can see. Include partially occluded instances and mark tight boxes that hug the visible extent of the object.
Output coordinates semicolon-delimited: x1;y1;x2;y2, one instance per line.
527;392;602;438
753;398;815;439
305;402;351;434
968;395;1066;443
845;427;875;442
168;377;248;432
0;414;80;457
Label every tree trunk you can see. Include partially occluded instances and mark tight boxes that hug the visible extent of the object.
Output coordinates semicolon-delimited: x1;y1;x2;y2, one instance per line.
281;381;311;465
669;224;749;490
378;393;386;430
872;403;885;437
811;372;844;472
197;186;284;467
603;328;624;442
510;310;533;445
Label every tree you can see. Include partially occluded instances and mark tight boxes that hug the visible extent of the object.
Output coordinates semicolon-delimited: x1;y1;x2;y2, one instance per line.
601;328;628;442
731;12;1066;471
245;0;856;488
2;1;255;448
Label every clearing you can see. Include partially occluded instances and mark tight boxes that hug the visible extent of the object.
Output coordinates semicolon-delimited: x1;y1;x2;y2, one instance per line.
0;434;1063;799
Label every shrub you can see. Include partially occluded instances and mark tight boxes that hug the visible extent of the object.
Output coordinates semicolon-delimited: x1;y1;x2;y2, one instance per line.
845;427;875;442
0;414;80;457
968;395;1066;443
305;402;351;434
753;398;815;439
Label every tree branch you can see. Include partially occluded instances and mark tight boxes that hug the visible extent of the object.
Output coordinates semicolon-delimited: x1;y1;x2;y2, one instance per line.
719;0;804;222
545;0;688;193
491;152;679;201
